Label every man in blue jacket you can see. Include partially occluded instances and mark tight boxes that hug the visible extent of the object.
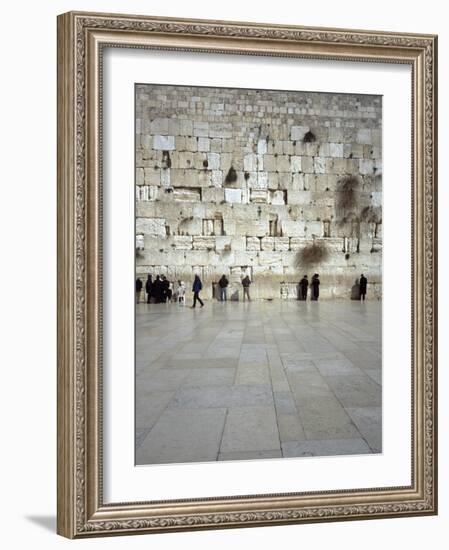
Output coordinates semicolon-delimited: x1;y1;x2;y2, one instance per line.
191;274;204;308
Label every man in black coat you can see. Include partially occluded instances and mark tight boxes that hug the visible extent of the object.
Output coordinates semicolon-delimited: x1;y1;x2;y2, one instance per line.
136;278;143;303
359;274;368;301
153;275;163;303
299;275;308;300
311;273;320;301
145;274;153;304
161;276;170;303
218;274;229;301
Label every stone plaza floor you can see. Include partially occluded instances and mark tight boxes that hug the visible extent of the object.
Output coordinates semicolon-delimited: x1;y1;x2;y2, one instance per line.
135;299;382;465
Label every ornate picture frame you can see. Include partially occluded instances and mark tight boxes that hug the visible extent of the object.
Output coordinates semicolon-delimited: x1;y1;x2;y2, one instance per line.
57;11;437;538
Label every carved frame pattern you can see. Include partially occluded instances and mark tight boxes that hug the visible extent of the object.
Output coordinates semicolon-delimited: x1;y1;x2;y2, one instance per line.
57;11;437;538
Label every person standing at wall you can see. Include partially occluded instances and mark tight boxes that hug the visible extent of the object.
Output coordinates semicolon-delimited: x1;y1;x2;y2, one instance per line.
359;274;368;301
176;280;186;306
218;274;229;302
311;273;320;301
299;275;309;300
136;278;143;303
161;275;170;303
153;275;163;303
242;275;252;302
191;274;204;308
145;274;153;304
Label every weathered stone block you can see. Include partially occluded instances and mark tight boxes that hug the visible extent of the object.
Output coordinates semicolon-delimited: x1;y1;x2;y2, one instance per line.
179;119;193;136
244;153;258;172
250;189;268;203
290;156;302;172
291;126;309;140
197;137;210;152
275;237;290;251
173;236;193;250
288;190;312;205
329;143;344;157
153;135;175;150
193;122;209;137
359;159;374;175
193;236;216;250
305;221;324;237
257;139;268;154
202;187;224;203
357;128;372;144
225;188;242;203
280;219;305;237
314;157;326;174
276;155;290;172
270;190;286;205
136;218;166;237
246;237;261;251
207;153;221;170
258;252;283;266
261;236;275;251
150;118;169;134
209;122;233;138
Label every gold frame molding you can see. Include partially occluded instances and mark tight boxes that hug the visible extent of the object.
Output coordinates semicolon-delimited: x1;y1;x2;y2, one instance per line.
57;11;438;538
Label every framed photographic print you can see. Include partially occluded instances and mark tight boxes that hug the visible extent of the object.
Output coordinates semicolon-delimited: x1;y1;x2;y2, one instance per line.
57;11;438;538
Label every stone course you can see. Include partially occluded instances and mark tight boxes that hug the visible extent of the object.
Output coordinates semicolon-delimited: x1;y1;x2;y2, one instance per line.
136;85;382;299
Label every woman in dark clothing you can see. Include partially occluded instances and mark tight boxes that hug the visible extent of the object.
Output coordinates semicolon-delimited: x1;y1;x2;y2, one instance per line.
161;276;170;303
299;275;308;300
191;274;204;308
136;278;143;303
145;274;153;304
153;275;163;303
311;273;320;301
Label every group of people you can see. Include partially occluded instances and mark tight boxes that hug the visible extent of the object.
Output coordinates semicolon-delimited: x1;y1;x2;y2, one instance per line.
218;274;252;302
136;274;186;305
136;272;369;304
297;273;368;301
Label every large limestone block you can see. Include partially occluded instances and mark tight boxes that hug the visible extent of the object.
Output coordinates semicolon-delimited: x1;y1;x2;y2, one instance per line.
153;135;176;150
314;157;326;174
257;139;268;154
250;189;268;203
290;237;311;251
150;118;169;134
261;237;275;251
301;157;314;173
202;187;225;203
288;190;312;205
215;236;232;251
280;219;305;237
178;217;202;235
193;121;209;137
207;153;221;170
357;128;372;144
244;153;258;172
239;219;268;237
291;125;309;140
185;250;210;265
197;137;210;152
276;155;290;172
258;252;282;266
234;251;258;266
225;188;242;203
274;237;290;251
305;221;324;237
270;190;286;205
290;156;302;172
263;154;276;172
246;237;261;251
329;143;344;157
173;188;201;202
210;122;233;138
136;217;166;237
179;119;193;136
193;236;216;250
359;159;375;175
173;236;193;250
144;168;161;186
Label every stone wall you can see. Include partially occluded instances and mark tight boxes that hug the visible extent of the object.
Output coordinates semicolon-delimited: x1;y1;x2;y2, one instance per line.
135;84;382;300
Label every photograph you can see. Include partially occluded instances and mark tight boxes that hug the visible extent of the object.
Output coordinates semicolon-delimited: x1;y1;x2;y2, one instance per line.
134;83;383;465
